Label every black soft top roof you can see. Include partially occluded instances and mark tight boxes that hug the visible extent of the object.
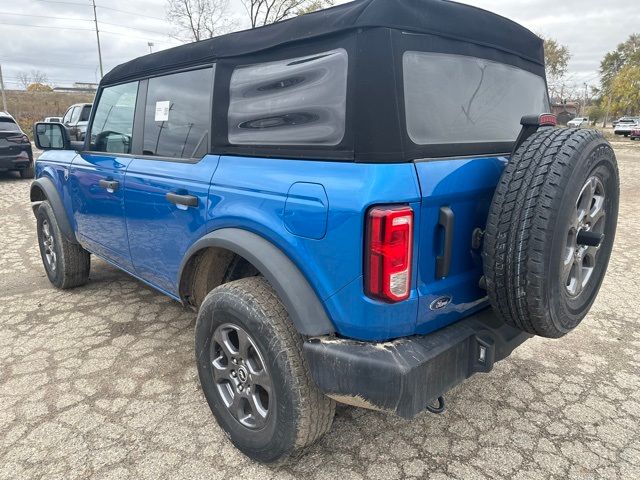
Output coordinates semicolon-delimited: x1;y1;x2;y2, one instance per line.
102;0;543;86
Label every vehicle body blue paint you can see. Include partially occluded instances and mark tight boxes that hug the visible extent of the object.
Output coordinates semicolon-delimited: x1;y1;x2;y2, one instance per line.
35;149;506;341
284;182;328;240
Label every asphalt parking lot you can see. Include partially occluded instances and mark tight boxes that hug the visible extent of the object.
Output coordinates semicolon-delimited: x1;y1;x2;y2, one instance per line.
1;141;639;480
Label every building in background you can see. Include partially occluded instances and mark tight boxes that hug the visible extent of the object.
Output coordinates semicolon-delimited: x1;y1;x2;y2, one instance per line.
53;82;98;94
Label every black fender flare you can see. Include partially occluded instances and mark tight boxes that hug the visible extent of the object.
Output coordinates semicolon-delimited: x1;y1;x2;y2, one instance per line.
30;177;79;244
179;228;335;337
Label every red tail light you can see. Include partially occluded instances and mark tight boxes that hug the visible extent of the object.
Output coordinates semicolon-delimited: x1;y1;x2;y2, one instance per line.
365;205;414;302
7;134;29;144
538;113;557;127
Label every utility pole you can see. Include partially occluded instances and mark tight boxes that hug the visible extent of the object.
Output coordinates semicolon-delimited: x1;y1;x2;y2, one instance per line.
583;83;588;116
92;0;104;78
0;64;7;112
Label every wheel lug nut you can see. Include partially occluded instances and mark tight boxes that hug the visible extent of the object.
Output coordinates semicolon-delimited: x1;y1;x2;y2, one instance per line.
231;371;237;378
238;385;243;392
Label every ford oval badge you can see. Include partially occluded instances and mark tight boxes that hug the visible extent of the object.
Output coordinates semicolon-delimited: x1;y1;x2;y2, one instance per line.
430;296;452;311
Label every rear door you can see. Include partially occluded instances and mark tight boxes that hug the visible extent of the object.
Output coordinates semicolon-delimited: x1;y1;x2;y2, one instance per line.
124;67;217;296
414;157;505;332
70;81;139;271
402;51;550;333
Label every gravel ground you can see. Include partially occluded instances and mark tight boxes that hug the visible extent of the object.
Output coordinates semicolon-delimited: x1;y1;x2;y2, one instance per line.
1;141;639;480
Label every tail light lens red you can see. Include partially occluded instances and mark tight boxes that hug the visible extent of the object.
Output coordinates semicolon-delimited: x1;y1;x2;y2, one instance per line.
365;205;414;302
538;113;557;127
7;134;29;144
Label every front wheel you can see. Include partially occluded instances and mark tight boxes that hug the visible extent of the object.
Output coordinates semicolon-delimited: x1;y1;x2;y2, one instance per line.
36;201;91;289
195;277;335;463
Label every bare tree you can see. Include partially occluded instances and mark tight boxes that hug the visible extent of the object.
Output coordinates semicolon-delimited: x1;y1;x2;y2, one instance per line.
17;72;31;90
296;0;334;16
241;0;333;28
166;0;237;42
30;70;49;86
16;70;50;90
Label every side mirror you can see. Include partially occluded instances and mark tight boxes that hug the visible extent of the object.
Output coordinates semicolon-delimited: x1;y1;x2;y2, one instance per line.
33;122;71;150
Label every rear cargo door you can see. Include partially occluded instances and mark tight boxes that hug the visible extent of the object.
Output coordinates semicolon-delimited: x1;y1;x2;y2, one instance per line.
413;156;506;334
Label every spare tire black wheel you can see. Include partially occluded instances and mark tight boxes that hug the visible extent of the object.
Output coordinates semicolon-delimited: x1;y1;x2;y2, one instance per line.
483;128;619;338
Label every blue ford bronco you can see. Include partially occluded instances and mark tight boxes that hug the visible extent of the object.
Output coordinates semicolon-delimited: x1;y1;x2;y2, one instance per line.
31;0;619;463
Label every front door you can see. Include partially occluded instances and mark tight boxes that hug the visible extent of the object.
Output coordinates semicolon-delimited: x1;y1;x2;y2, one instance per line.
69;81;139;271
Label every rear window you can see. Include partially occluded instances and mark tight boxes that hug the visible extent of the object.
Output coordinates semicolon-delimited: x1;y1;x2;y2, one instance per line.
0;118;20;132
228;48;348;146
403;52;549;146
79;105;92;122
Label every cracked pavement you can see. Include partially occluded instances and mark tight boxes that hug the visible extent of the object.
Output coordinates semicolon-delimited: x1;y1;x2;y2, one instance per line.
1;143;639;479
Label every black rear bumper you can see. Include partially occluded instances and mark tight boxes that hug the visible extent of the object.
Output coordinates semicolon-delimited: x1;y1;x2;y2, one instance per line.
303;308;531;419
0;149;33;171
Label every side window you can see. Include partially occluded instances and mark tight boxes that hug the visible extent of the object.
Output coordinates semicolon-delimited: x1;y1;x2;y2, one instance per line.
228;49;348;146
62;107;74;124
142;67;214;159
70;106;81;124
89;82;138;154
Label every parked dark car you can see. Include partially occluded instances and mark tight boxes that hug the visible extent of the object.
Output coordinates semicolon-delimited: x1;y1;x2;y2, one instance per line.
61;103;92;141
0;112;34;178
31;0;619;464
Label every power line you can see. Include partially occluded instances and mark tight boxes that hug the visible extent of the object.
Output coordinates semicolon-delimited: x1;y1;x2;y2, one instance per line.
0;21;94;32
29;1;169;23
97;5;167;22
0;11;94;22
0;12;172;37
0;21;177;43
30;0;92;7
98;20;172;37
0;57;100;69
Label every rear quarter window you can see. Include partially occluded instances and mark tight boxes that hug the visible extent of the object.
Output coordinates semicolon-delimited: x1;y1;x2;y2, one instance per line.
403;51;549;146
228;48;348;146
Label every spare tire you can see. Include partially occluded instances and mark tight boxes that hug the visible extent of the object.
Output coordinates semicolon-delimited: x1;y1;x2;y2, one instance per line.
483;128;619;338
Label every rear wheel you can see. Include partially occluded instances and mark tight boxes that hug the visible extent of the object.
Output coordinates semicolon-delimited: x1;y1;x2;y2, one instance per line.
483;128;619;338
195;276;335;463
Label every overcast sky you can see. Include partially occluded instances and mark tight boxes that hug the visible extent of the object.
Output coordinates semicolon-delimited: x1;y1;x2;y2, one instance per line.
1;0;638;90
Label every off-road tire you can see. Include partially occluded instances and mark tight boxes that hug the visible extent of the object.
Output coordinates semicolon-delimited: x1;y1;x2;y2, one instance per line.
195;276;335;463
20;161;35;179
36;201;91;289
483;128;619;338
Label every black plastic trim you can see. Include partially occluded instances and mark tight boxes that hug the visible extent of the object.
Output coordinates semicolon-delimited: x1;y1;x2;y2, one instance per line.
303;307;531;418
30;177;78;244
178;228;335;336
436;206;454;279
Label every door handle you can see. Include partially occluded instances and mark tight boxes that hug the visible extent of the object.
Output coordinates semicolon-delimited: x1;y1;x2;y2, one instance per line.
99;179;119;192
436;206;455;279
166;192;198;208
